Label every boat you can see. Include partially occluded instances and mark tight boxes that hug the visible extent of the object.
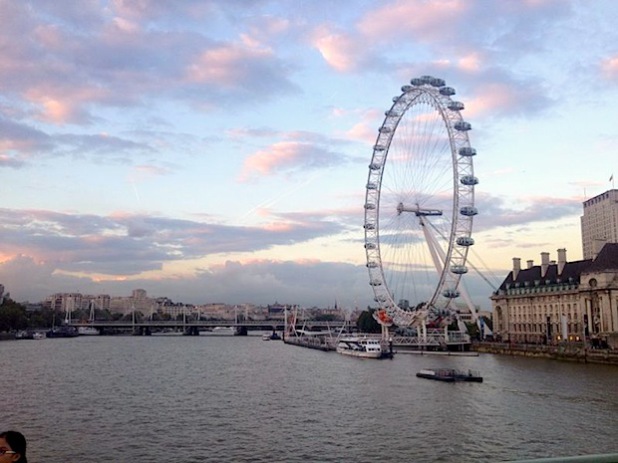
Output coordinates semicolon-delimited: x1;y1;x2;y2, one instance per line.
46;325;79;338
15;330;44;340
336;337;385;359
78;326;100;336
262;331;282;341
209;326;236;335
416;368;483;382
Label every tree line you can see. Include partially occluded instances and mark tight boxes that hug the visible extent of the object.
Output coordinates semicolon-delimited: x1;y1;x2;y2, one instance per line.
0;298;128;332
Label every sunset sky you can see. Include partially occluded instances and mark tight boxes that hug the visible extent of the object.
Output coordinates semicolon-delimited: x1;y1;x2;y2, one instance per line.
1;0;617;310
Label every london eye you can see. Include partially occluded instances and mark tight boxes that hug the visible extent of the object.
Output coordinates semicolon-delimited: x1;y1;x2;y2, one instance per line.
363;76;477;328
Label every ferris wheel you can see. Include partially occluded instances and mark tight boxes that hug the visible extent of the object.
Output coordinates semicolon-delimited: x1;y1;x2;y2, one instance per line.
363;76;477;327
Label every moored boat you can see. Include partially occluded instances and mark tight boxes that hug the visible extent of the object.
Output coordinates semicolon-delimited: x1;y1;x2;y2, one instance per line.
210;326;236;335
262;331;281;341
336;337;387;359
15;330;44;340
416;368;483;382
46;325;79;338
78;326;100;336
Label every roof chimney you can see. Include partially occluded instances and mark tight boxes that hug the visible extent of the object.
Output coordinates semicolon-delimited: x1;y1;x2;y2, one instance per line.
541;252;550;278
557;248;567;275
512;258;521;280
527;260;534;269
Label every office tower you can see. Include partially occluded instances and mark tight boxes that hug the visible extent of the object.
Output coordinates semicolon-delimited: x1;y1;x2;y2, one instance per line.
581;189;618;259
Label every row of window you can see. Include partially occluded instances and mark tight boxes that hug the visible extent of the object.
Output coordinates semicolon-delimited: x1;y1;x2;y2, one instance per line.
510;322;581;333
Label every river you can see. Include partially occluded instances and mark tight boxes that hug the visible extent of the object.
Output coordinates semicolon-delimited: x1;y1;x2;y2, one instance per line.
1;334;617;462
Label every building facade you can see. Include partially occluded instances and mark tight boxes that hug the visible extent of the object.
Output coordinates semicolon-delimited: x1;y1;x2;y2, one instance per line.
491;245;618;348
581;189;618;259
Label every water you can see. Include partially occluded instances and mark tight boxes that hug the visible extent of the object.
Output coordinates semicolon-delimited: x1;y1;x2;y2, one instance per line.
1;335;617;462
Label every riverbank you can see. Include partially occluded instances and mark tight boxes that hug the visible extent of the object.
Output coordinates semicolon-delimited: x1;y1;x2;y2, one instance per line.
473;341;618;366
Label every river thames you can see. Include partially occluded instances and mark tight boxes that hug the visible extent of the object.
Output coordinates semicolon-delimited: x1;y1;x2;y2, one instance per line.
1;334;617;462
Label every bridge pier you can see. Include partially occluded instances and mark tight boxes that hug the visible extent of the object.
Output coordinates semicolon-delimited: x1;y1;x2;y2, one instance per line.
235;326;248;336
183;326;200;336
133;327;152;336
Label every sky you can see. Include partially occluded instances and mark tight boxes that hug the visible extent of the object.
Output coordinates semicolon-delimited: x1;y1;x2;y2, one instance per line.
1;0;617;310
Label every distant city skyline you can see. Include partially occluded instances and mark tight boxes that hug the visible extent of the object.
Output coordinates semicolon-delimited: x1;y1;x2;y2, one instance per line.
1;1;617;310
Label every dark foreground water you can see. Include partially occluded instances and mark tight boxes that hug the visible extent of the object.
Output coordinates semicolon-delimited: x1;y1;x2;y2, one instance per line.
1;334;617;462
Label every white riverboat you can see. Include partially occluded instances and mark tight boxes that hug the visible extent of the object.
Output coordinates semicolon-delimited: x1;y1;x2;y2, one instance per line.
78;326;100;336
336;337;384;359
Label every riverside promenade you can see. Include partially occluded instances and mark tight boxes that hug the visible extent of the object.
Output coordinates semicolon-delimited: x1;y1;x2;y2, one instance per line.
473;341;618;366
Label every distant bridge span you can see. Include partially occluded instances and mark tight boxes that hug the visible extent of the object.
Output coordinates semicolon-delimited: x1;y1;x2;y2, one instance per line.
67;319;347;335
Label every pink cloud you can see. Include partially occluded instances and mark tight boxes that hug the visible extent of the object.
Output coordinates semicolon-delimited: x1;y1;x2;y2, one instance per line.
457;52;484;72
240;141;307;180
343;108;384;144
186;39;273;86
357;0;468;42
601;56;618;81
464;83;525;118
261;222;295;232
345;122;376;145
239;140;344;182
24;84;109;125
311;26;365;72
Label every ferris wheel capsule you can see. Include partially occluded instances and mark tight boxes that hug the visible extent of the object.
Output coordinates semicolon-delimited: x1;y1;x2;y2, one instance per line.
459;147;476;156
460;175;479;186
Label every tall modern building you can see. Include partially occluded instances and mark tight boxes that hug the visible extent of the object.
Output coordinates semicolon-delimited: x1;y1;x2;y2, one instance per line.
581;189;618;259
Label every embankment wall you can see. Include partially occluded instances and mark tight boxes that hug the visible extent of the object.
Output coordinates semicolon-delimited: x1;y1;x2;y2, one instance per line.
473;342;618;366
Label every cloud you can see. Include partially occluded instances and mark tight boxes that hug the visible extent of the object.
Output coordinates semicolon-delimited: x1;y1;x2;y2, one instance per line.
311;27;371;73
601;55;618;82
0;113;155;168
473;193;581;232
0;254;379;308
0;2;300;127
239;140;349;182
184;37;297;99
0;207;344;277
0;117;53;154
357;0;469;44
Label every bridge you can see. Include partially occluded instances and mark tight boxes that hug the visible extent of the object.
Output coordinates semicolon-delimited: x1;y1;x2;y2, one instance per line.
67;319;348;336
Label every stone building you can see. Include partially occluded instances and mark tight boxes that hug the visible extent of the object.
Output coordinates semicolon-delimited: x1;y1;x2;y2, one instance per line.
491;244;618;348
581;188;618;259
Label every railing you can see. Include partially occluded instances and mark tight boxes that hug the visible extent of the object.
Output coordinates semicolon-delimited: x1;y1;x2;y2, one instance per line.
506;453;618;462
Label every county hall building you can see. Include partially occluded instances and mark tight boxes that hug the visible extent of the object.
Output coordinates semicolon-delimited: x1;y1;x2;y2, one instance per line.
491;190;618;348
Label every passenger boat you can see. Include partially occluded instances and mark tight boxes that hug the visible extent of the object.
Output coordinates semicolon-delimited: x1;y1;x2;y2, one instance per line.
46;325;79;338
336;337;385;359
210;326;236;335
416;368;483;382
262;331;282;341
78;326;100;336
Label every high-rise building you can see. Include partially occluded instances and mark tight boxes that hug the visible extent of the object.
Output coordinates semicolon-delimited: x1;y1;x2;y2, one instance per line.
581;189;618;259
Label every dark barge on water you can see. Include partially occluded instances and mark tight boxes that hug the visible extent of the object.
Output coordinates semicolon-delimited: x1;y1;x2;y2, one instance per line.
416;368;483;383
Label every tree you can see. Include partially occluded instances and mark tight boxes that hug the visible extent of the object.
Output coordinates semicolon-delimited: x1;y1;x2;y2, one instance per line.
0;299;29;332
356;310;381;333
27;309;56;329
